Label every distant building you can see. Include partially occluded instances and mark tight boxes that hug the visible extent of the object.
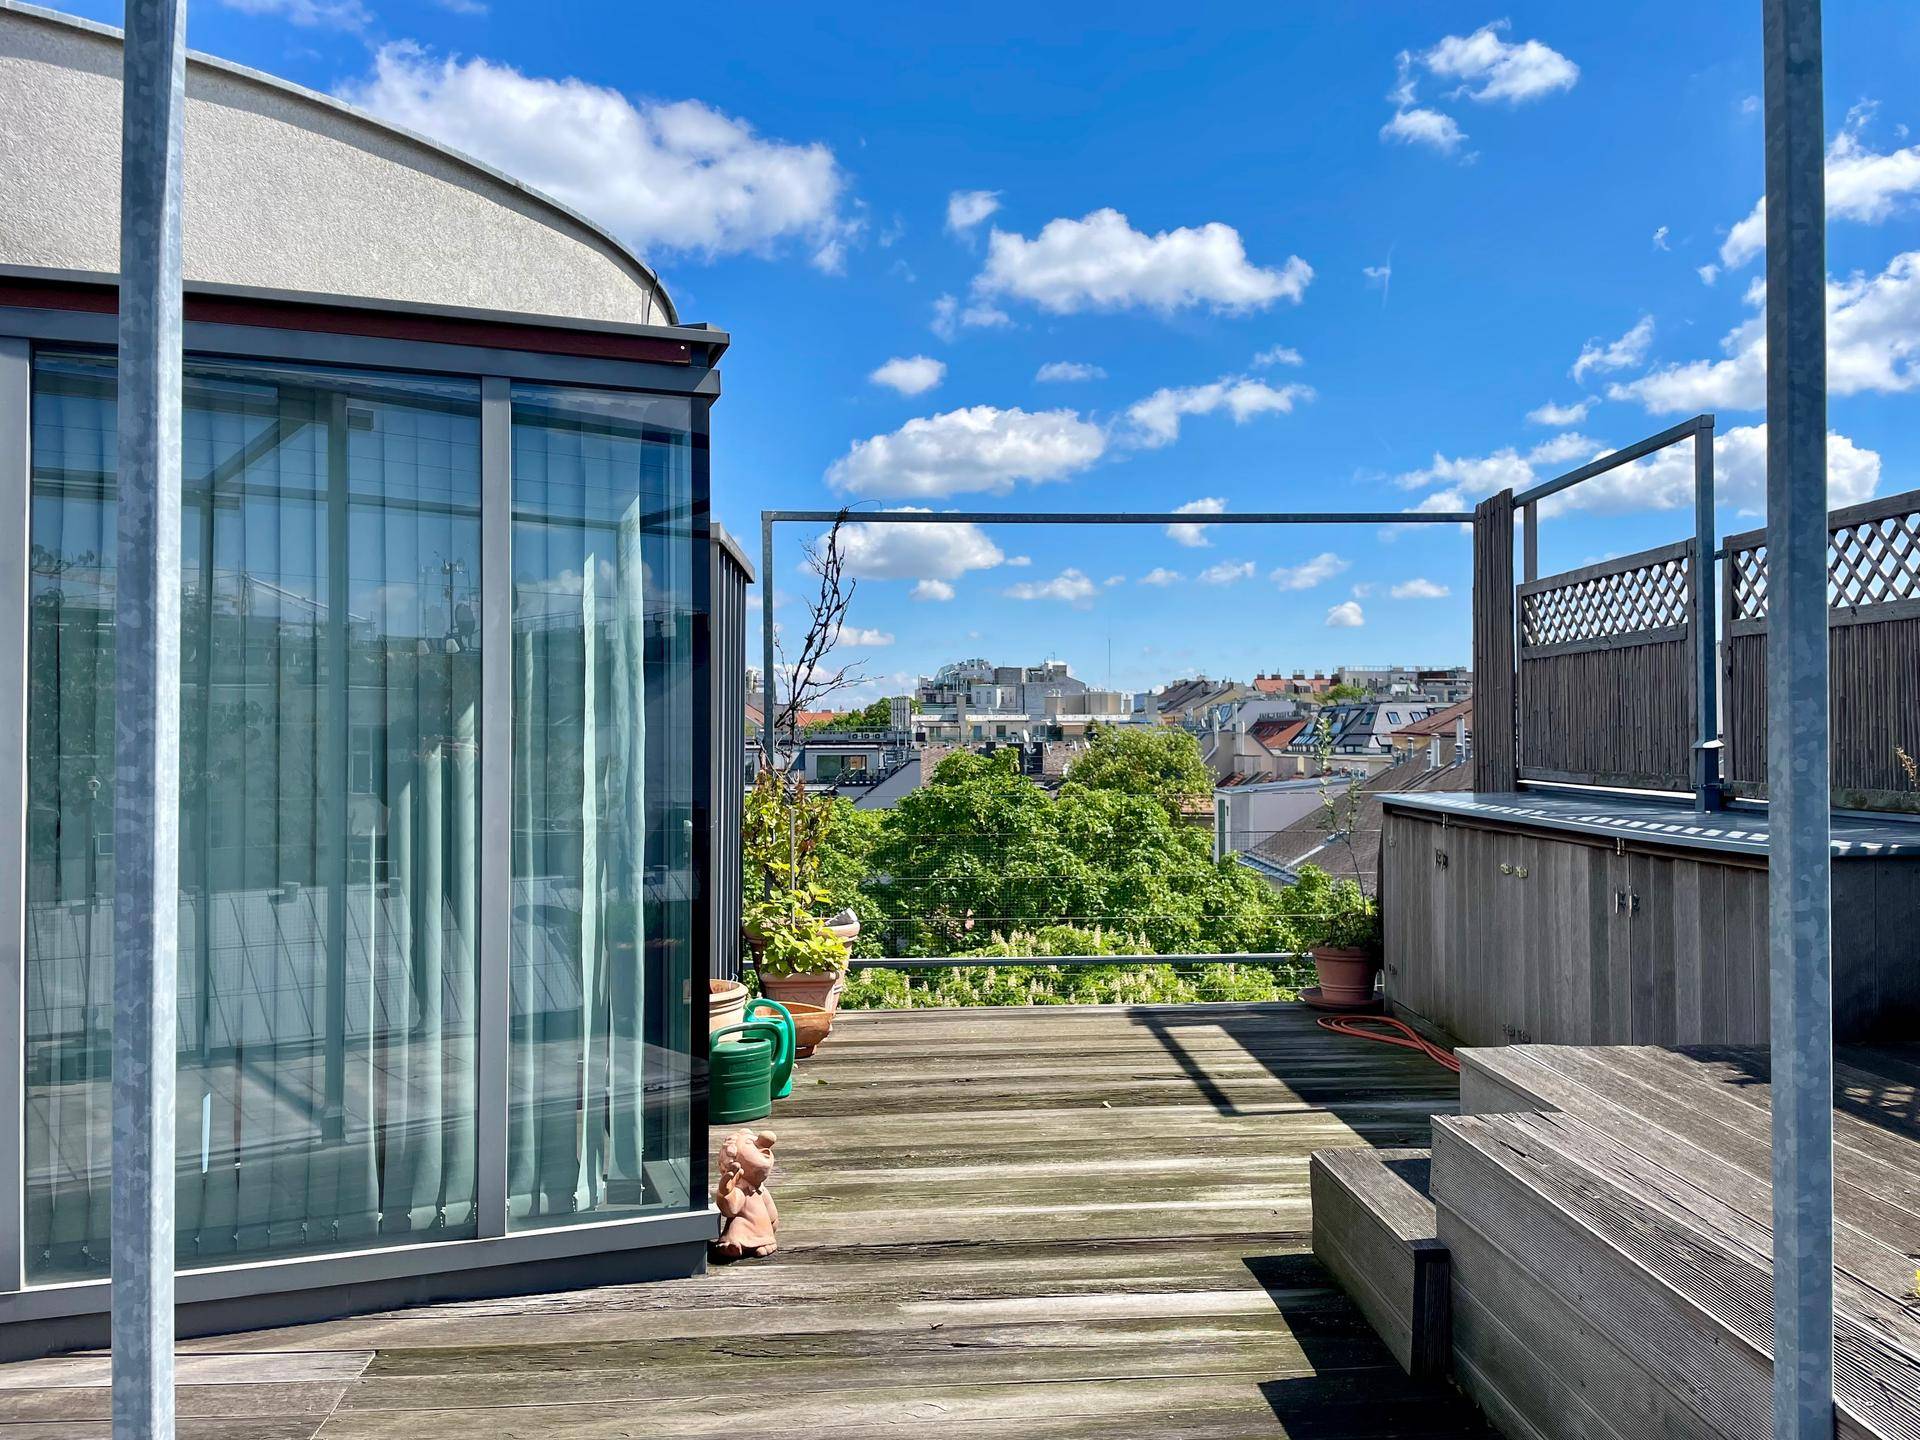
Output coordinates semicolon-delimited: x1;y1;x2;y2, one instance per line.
917;657;1088;721
1335;664;1472;703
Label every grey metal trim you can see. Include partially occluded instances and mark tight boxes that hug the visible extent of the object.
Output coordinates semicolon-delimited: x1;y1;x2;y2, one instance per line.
0;339;29;1294
766;508;1477;525
0;307;720;396
713;521;757;583
760;515;776;762
476;377;512;1240
111;3;188;1431
1514;537;1693;598
1521;503;1539;583
0;2;686;327
0;1206;719;1329
1763;2;1835;1432
0;264;726;355
1693;421;1722;812
1510;414;1713;506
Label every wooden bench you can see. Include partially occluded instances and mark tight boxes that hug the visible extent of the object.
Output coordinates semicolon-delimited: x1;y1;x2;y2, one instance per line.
1309;1147;1450;1379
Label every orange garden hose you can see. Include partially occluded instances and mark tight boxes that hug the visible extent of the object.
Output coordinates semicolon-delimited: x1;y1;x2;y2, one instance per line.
1315;1014;1461;1074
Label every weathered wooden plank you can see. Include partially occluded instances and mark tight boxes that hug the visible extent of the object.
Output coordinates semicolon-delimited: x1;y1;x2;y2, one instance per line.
1310;1149;1448;1379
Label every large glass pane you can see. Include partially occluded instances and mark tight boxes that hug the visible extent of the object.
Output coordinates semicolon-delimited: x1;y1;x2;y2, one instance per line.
509;384;694;1228
23;354;483;1280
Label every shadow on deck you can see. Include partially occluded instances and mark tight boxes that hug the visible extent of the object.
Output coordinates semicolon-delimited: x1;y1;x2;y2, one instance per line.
0;1003;1490;1438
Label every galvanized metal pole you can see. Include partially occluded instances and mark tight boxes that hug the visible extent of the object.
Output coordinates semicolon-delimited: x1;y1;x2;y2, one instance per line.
1521;503;1538;584
760;513;776;768
112;3;187;1437
1692;416;1723;812
1762;1;1834;1436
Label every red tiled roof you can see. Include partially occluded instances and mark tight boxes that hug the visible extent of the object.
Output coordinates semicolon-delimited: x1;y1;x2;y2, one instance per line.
1249;717;1308;752
1394;699;1472;738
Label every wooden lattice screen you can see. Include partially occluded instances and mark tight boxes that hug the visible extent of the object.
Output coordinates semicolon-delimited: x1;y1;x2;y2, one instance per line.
1516;539;1695;791
1723;487;1920;810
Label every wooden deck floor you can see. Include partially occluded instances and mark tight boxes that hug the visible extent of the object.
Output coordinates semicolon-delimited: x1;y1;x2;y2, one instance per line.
0;1003;1492;1438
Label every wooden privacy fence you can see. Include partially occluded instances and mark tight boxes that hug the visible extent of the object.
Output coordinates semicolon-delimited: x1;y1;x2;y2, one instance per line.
1516;539;1696;791
1723;486;1920;811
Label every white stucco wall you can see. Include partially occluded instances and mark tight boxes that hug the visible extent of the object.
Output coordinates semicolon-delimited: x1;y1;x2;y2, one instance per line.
0;4;677;326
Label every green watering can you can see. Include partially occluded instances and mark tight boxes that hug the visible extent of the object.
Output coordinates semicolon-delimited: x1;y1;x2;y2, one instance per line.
709;999;795;1124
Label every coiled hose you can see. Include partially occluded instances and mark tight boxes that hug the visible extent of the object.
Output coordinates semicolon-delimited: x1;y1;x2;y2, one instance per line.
1315;1014;1460;1073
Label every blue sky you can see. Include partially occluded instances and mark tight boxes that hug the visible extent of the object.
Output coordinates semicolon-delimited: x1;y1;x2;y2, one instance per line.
60;1;1920;701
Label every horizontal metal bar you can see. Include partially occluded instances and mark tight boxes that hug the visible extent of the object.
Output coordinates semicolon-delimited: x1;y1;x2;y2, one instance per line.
766;510;1475;526
1514;537;1695;597
850;952;1312;971
1512;415;1713;506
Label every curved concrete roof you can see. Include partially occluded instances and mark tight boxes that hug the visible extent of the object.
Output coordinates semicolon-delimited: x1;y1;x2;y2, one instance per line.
0;1;680;327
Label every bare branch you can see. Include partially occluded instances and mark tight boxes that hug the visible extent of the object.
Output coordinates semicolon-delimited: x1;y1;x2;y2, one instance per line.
772;510;867;756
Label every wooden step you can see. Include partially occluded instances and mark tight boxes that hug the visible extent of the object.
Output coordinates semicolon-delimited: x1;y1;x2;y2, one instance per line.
1309;1147;1450;1379
1432;1109;1920;1440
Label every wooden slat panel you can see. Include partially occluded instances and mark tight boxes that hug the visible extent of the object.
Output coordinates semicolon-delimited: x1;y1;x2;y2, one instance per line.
1473;491;1517;791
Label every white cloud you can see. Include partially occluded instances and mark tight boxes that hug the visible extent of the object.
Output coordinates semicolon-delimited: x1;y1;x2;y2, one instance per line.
1325;601;1366;628
1396;434;1591;495
1571;316;1654;383
1391;578;1451;600
868;355;946;396
1421;22;1579;104
1609;251;1920;413
834;512;1006;580
827;405;1108;498
974;208;1311;316
1269;552;1350;591
1036;361;1107;383
1005;568;1097;604
1719;124;1920;271
931;293;1013;341
835;626;895;647
1380;106;1468;155
1199;560;1257;586
1006;555;1032;567
1527;397;1593;426
1127;377;1312;448
1652;225;1670;251
1540;423;1880;517
1363;261;1394;303
220;0;371;27
1139;567;1182;586
340;45;857;270
1252;345;1304;368
912;578;956;602
1166;496;1226;548
946;189;1002;234
1103;574;1126;587
1698;264;1721;286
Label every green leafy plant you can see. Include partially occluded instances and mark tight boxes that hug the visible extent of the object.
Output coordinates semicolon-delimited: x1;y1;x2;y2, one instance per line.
744;884;849;979
1314;877;1380;954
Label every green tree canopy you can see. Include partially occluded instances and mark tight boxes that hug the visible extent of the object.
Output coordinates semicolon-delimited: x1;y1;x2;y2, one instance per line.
1320;683;1369;703
1060;724;1214;818
808;696;918;732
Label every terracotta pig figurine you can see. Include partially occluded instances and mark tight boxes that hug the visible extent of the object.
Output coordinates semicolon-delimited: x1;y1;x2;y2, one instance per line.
712;1129;779;1260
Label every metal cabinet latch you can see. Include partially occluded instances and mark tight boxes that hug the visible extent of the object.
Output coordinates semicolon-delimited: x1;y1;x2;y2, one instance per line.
1434;849;1449;868
1613;889;1641;914
1499;863;1530;878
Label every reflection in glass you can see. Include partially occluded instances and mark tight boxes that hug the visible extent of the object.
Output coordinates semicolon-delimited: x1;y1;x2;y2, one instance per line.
508;384;694;1228
23;355;483;1279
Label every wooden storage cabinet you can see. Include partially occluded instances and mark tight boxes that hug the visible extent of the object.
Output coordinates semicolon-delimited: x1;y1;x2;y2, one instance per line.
1383;811;1774;1048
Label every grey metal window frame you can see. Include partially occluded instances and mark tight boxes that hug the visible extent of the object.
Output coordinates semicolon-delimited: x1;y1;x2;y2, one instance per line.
0;306;719;1339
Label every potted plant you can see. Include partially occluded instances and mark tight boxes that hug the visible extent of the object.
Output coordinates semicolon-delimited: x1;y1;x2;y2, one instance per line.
1309;879;1382;1005
746;885;850;1012
741;769;859;1029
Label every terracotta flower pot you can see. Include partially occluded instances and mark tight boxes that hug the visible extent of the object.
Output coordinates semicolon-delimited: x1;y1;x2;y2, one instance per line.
782;1001;835;1057
710;978;748;1036
758;968;848;1015
1310;946;1381;1006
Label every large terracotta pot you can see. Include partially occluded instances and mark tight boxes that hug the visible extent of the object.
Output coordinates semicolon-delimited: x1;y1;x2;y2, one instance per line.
710;978;748;1036
1310;946;1381;1006
758;968;848;1014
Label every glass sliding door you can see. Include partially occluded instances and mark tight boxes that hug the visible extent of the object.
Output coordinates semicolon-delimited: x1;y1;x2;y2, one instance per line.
508;384;694;1228
22;353;484;1279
